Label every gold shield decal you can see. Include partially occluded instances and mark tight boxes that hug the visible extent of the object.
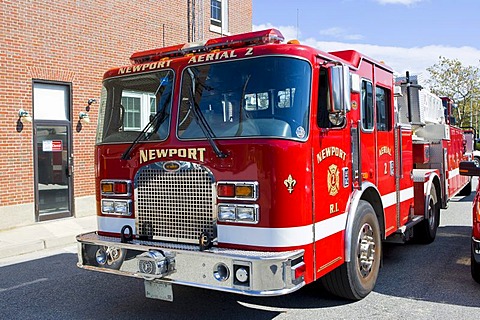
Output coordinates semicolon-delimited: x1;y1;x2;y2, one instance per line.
327;164;340;196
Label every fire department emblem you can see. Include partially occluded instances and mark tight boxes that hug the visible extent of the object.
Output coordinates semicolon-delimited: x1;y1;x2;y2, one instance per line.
284;174;296;194
327;164;340;196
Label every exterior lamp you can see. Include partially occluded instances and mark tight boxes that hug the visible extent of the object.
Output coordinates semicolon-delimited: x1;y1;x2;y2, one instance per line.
18;109;32;122
79;112;90;123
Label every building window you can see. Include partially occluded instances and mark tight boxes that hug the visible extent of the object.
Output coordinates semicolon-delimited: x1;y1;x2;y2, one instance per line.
121;91;156;131
210;0;228;35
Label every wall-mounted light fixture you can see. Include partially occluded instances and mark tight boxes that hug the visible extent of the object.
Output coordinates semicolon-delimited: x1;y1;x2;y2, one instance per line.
18;109;32;122
79;112;90;124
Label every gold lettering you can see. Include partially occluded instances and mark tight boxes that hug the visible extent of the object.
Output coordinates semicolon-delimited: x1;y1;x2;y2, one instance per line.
168;149;177;157
220;51;229;59
188;148;197;160
140;150;148;164
133;65;142;72
245;47;253;56
118;67;127;75
188;56;197;64
229;50;237;58
329;203;339;214
198;148;206;162
148;149;156;161
197;55;205;62
156;149;168;158
206;53;215;61
149;62;158;70
178;149;187;157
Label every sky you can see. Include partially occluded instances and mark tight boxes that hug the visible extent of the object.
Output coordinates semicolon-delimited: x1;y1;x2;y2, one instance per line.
252;0;480;84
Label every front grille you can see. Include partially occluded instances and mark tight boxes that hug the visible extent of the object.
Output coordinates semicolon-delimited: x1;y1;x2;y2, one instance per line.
135;162;215;243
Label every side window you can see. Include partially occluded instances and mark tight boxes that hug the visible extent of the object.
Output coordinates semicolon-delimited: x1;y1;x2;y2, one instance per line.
361;80;374;130
376;86;391;131
317;67;332;128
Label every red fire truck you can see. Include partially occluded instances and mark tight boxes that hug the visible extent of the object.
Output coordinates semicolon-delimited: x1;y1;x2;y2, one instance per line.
77;29;471;300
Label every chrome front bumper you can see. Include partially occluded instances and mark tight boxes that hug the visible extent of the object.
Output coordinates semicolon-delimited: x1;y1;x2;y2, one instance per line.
77;232;305;296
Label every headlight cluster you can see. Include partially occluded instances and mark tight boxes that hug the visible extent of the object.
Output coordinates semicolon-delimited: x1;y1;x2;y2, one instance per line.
101;199;132;216
100;179;133;216
217;181;259;223
217;204;258;224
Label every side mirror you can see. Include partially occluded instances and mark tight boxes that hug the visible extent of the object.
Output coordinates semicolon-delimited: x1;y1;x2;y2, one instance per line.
328;65;351;114
459;161;480;176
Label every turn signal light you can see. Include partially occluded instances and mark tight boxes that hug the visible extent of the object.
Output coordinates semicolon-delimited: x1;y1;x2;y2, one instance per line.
217;182;258;200
101;180;131;196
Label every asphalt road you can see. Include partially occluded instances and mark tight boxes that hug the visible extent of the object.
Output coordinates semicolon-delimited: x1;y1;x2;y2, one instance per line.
1;190;479;319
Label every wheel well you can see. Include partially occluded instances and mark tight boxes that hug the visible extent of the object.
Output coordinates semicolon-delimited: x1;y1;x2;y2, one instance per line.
432;175;441;208
360;187;385;239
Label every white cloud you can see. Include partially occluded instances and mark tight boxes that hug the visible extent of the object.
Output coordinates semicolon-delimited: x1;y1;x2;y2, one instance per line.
319;27;364;41
253;24;480;84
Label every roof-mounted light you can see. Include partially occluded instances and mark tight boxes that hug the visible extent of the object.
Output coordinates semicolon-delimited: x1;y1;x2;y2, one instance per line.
130;43;185;64
129;29;284;64
205;28;284;50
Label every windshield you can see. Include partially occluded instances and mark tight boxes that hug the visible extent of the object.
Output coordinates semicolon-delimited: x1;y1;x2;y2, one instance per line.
97;70;174;144
178;56;311;140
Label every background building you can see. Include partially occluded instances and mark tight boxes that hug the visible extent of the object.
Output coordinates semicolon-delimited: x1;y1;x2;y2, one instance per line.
0;0;252;229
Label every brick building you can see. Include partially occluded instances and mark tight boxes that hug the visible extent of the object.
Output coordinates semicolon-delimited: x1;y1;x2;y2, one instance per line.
0;0;252;229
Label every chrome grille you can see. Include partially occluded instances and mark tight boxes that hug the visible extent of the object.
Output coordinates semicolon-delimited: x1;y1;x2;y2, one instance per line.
135;162;215;243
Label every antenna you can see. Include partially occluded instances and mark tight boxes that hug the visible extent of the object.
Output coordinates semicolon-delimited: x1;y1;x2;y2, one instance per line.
296;8;299;39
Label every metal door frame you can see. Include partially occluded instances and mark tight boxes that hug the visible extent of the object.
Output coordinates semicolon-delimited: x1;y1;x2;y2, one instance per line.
32;80;74;222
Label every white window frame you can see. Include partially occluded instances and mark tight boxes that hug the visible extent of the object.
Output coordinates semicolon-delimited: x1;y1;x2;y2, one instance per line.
210;0;229;35
122;91;155;131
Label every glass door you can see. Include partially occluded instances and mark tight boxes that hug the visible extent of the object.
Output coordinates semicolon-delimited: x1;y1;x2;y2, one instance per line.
33;82;73;221
35;124;72;219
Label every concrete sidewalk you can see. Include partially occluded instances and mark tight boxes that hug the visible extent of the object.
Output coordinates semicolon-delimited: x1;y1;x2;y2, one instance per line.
0;215;97;259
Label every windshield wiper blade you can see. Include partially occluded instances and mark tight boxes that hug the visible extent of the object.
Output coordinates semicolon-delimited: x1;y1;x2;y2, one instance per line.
121;74;172;160
187;71;227;158
121;109;165;160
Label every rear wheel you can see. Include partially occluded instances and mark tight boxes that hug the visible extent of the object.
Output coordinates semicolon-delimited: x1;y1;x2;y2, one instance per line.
414;187;439;244
320;200;381;300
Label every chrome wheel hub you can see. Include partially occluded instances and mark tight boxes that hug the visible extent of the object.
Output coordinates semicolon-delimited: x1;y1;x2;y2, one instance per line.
358;223;376;277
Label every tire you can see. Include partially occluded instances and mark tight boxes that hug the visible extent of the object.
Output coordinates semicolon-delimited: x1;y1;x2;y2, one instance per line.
414;186;439;244
320;200;382;300
472;247;480;284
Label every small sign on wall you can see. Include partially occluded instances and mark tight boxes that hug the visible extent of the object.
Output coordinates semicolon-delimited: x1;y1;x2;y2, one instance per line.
42;140;63;152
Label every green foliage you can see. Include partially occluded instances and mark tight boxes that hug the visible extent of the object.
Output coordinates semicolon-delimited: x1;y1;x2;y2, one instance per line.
427;56;480;127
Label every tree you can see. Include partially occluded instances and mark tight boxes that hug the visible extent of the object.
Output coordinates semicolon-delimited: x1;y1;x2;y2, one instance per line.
426;56;480;127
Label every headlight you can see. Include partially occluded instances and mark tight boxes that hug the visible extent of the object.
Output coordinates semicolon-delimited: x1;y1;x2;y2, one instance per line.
236;206;256;222
218;204;258;224
218;205;236;221
101;199;132;216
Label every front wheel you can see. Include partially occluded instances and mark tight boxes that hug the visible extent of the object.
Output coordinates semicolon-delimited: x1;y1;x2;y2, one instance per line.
320;200;382;300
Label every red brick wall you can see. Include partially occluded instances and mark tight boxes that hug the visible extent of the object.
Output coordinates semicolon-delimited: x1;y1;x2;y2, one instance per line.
0;0;252;207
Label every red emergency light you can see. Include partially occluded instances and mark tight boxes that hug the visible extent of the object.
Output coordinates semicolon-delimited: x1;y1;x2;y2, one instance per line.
129;29;284;64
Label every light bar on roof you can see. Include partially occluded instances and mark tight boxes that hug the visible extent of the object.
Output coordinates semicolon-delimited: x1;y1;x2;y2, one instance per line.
129;29;285;64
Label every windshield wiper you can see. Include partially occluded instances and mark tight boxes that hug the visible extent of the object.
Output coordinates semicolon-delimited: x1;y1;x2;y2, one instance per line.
121;106;168;160
187;69;228;158
121;75;172;160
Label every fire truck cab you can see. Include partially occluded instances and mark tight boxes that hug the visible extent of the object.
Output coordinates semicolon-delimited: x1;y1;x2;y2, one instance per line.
77;29;471;300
